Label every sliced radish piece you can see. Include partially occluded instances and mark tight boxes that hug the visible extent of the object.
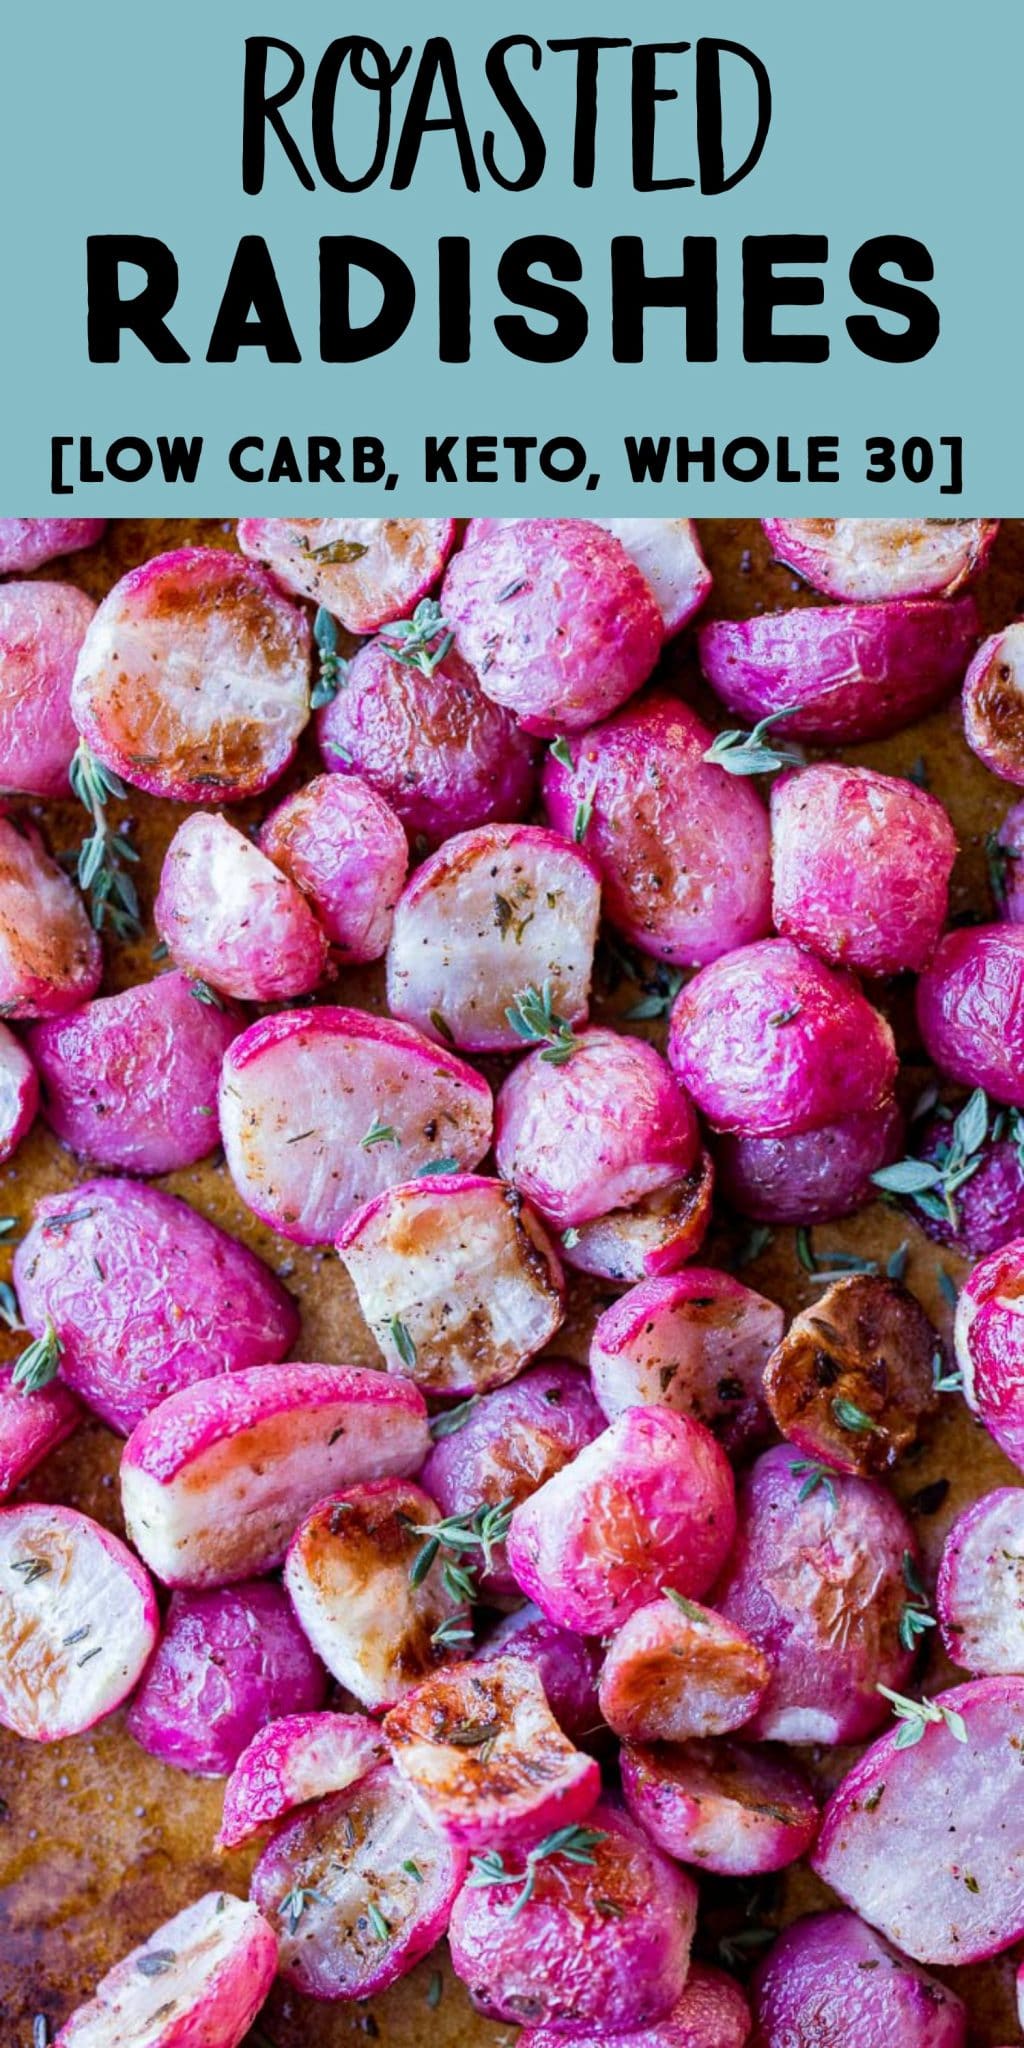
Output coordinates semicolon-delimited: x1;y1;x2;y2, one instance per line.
384;1654;601;1850
560;1154;714;1285
337;1175;564;1395
386;823;601;1053
621;1737;818;1876
762;1274;941;1476
155;812;329;1000
0;579;96;797
219;1006;493;1245
237;517;457;633
963;622;1024;786
0;1367;80;1501
0;1502;157;1741
937;1488;1024;1675
217;1710;388;1850
751;1909;968;2048
762;517;998;601
598;1596;769;1744
250;1760;466;1999
518;1966;751;2048
466;517;712;636
70;548;310;802
121;1361;430;1587
0;813;101;1019
476;1605;602;1740
590;1268;780;1455
0;1020;38;1161
284;1479;469;1709
0;519;105;574
53;1890;277;2048
259;772;408;962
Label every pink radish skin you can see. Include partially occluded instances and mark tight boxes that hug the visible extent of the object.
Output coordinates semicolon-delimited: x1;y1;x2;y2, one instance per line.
911;1105;1024;1256
217;1711;388;1851
542;694;772;967
319;628;537;848
560;1155;714;1285
14;1179;298;1437
0;581;95;796
750;1910;968;2048
590;1268;780;1455
259;772;408;961
0;814;101;1019
518;1966;751;2048
339;1180;566;1400
771;764;956;976
917;925;1024;1107
0;1503;158;1742
762;516;998;602
0;1367;80;1501
421;1362;603;1593
155;812;329;1001
466;516;712;637
714;1100;903;1225
383;1655;601;1850
127;1580;326;1778
71;548;311;803
495;1027;699;1232
443;519;663;735
697;597;979;743
476;1605;602;1741
963;622;1024;785
121;1361;430;1588
938;1488;1024;1675
386;823;601;1053
317;634;537;849
507;1406;736;1636
284;1479;469;1710
219;1006;493;1245
0;1021;38;1162
667;938;897;1137
0;519;106;574
812;1676;1024;1964
621;1738;818;1877
53;1890;278;2048
237;516;457;633
449;1798;697;2034
250;1760;466;2000
991;799;1024;922
955;1238;1024;1469
27;970;239;1173
714;1444;916;1744
599;1595;769;1744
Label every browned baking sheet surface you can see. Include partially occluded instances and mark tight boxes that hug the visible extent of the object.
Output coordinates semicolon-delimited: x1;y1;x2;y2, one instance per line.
3;517;1023;2046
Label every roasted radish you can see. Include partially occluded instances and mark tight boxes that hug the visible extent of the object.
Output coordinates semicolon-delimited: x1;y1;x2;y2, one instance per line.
53;1890;278;2048
917;925;1024;1107
955;1237;1024;1469
217;1711;388;1851
466;516;712;636
337;1177;565;1397
219;1006;493;1244
259;772;408;961
517;1966;751;2048
750;1909;968;2048
560;1154;714;1284
990;798;1024;922
714;1100;903;1225
121;1361;430;1587
937;1488;1024;1674
0;1502;157;1741
0;1367;80;1501
0;519;105;573
0;1021;38;1163
237;516;457;631
761;1275;941;1477
155;812;329;1000
476;1604;602;1740
0;580;95;796
590;1268;781;1454
0;813;102;1019
963;622;1024;785
599;1595;769;1744
621;1737;818;1877
762;516;997;601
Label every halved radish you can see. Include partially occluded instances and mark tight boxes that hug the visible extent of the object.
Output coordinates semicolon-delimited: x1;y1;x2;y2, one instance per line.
465;517;712;636
937;1488;1024;1675
560;1154;714;1285
590;1268;780;1455
155;812;329;1000
284;1479;469;1709
70;547;310;802
476;1605;602;1740
762;517;998;601
237;517;457;633
963;622;1024;786
598;1596;769;1744
0;1502;157;1741
249;1760;466;1999
0;519;106;574
762;1275;940;1477
812;1676;1024;1964
621;1737;818;1876
53;1890;277;2048
0;813;102;1019
383;1655;600;1850
0;1367;80;1501
0;580;96;797
518;1966;751;2048
219;1006;493;1245
0;1020;38;1161
336;1176;564;1395
751;1909;968;2048
386;823;601;1053
259;772;408;962
953;1235;1024;1468
217;1711;388;1851
121;1361;430;1587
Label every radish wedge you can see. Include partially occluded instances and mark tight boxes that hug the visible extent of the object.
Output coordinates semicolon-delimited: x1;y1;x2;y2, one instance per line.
590;1268;780;1455
54;1890;277;2048
598;1596;769;1744
237;516;457;633
812;1675;1024;1963
466;516;712;636
121;1361;429;1587
762;1275;940;1476
762;517;998;601
219;1006;493;1245
337;1175;564;1395
0;579;95;798
621;1737;819;1877
250;1760;466;1999
560;1154;714;1285
155;812;329;1000
937;1488;1024;1674
0;1367;80;1501
217;1711;387;1850
0;519;105;574
0;1503;157;1741
0;813;102;1020
383;1654;601;1850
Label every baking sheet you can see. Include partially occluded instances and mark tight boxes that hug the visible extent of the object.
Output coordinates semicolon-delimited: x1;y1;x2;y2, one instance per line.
2;516;1022;2046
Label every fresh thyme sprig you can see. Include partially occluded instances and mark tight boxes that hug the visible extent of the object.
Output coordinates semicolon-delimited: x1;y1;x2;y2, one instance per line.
505;981;580;1064
406;1499;515;1604
311;605;349;708
702;706;804;777
466;1825;607;1917
876;1683;968;1748
898;1550;937;1652
871;1087;989;1231
69;741;142;940
11;1321;62;1394
379;599;453;677
279;1885;328;1935
789;1459;838;1508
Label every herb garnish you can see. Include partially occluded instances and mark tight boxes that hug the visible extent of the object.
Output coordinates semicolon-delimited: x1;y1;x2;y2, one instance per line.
429;1397;479;1440
702;706;803;777
379;599;453;677
388;1317;417;1369
466;1825;607;1916
69;741;142;940
12;1322;62;1395
360;1114;400;1152
279;1885;327;1934
311;605;348;707
505;981;580;1064
407;1499;515;1604
876;1684;968;1748
832;1396;884;1437
189;979;225;1010
789;1459;838;1508
871;1087;989;1230
898;1551;937;1652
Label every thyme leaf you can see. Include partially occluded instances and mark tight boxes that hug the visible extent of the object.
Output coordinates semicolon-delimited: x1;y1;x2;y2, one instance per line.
466;1826;607;1917
379;599;453;677
505;980;579;1064
69;740;142;941
12;1322;62;1395
311;605;348;707
702;706;804;777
